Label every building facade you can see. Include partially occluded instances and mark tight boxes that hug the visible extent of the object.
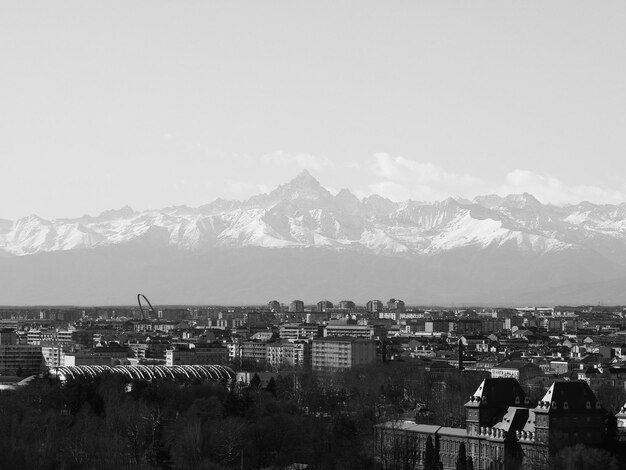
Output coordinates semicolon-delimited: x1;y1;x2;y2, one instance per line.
375;378;607;470
312;337;376;372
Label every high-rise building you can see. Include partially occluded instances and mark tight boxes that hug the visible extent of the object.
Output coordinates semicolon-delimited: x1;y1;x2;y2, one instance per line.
267;300;281;312
289;300;305;313
339;300;356;310
366;300;383;314
317;300;333;312
387;298;405;312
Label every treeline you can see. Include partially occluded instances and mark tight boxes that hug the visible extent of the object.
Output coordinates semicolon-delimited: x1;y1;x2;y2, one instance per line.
0;363;488;469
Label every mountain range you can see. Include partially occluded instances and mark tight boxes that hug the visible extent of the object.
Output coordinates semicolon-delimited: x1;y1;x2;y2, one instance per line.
2;170;626;306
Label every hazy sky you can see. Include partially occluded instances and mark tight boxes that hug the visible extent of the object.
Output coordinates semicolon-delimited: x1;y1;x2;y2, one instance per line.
1;1;626;219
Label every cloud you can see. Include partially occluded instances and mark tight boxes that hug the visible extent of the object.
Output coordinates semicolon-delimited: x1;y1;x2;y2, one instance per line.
499;169;626;205
262;151;334;171
367;153;484;201
372;153;483;186
363;154;626;205
224;180;269;197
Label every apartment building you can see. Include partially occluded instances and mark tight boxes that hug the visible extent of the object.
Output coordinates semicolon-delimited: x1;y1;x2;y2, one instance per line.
312;337;376;372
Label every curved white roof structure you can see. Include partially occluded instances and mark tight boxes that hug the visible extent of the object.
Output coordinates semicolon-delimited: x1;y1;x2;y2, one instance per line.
50;364;235;383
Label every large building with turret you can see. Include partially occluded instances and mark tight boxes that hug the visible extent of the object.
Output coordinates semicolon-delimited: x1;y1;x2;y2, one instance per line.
375;378;609;469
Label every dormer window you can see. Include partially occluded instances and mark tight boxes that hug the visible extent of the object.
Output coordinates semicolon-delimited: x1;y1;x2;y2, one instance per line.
515;396;520;404
563;401;569;410
586;401;591;409
552;401;557;408
596;402;601;409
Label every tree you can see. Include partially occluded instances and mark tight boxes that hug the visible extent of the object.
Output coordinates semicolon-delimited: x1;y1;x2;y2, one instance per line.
425;436;436;470
265;377;277;397
249;373;261;390
456;442;467;470
434;433;443;469
552;444;620;470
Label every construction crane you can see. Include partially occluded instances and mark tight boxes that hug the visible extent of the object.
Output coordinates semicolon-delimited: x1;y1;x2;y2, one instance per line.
137;293;156;321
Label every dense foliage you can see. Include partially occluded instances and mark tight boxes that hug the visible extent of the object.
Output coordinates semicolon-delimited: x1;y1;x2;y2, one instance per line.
0;364;488;469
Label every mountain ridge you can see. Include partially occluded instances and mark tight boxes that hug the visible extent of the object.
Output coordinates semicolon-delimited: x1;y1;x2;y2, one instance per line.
2;170;626;304
2;170;624;259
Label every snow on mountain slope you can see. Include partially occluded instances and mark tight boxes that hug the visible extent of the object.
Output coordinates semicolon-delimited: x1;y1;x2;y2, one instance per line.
1;170;626;259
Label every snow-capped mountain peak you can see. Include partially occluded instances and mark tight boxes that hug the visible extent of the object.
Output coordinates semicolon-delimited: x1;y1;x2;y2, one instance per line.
1;172;626;261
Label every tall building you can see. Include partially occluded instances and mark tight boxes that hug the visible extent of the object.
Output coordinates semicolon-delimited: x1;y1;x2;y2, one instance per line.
339;300;356;310
312;337;376;372
289;300;305;313
387;298;406;312
267;300;281;312
366;300;384;314
317;300;333;312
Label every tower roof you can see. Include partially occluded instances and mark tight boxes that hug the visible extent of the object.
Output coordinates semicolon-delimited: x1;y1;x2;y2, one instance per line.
535;381;601;413
465;378;526;408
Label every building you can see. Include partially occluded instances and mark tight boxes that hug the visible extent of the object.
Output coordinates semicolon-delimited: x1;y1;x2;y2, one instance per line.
41;344;67;368
375;378;607;470
0;344;44;375
267;300;281;312
242;341;269;363
129;320;178;333
306;312;328;323
279;323;322;340
425;320;454;334
338;300;356;310
367;300;384;314
165;343;228;366
312;337;376;372
289;300;305;313
316;300;333;312
0;328;17;345
379;311;399;321
490;361;544;382
324;324;374;339
64;345;130;366
159;308;189;321
387;299;406;312
266;340;311;369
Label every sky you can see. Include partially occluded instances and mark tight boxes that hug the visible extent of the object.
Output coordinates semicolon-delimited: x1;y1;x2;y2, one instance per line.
1;1;626;220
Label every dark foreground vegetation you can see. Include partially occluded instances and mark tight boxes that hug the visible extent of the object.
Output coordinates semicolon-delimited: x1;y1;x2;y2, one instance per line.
0;362;624;469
